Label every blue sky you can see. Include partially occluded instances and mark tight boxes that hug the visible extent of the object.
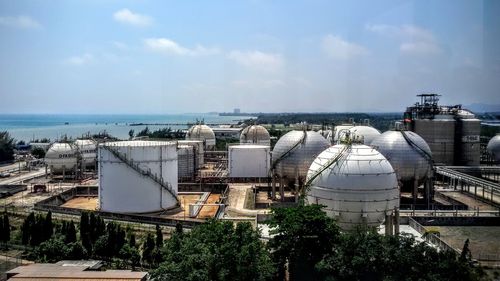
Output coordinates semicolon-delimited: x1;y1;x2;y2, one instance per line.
0;0;499;114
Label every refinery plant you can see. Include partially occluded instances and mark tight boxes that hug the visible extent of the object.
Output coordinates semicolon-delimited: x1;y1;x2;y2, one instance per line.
1;93;499;274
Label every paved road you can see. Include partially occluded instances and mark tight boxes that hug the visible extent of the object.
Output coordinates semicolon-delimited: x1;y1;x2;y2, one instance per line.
0;169;45;185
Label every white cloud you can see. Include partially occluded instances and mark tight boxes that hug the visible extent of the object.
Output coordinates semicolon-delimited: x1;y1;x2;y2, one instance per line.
0;15;41;29
366;24;441;55
113;9;152;27
144;38;219;56
227;50;284;71
63;53;94;65
321;34;368;60
400;41;441;55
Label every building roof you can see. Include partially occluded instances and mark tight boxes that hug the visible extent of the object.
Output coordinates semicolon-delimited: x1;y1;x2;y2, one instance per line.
7;263;148;281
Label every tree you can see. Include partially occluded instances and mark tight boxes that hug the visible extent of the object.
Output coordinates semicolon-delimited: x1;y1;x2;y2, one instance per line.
21;212;35;245
155;224;163;248
128;129;135;140
80;212;92;254
129;234;136;248
0;131;15;162
266;204;340;281
64;220;77;243
42;211;53;242
142;233;155;266
31;147;46;158
150;220;275;281
2;213;10;243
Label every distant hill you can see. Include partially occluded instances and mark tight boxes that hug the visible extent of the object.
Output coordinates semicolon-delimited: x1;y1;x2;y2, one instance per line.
466;103;500;113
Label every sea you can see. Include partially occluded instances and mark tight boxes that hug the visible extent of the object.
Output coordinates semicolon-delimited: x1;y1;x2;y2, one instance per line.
0;114;250;142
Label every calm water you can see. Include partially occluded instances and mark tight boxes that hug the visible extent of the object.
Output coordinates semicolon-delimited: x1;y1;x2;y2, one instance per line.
0;114;248;141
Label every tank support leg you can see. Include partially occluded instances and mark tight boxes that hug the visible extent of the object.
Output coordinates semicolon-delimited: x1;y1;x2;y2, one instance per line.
394;208;400;236
279;177;285;202
271;176;276;201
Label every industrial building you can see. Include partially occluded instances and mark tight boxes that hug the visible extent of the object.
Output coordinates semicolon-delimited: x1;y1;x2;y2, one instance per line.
404;94;481;166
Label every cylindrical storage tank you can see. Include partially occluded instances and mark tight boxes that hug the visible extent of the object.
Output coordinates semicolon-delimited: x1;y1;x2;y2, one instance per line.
487;134;500;162
412;118;455;165
44;143;78;174
177;140;204;169
272;130;330;184
177;145;195;178
306;144;400;230
457;119;481;166
371;131;432;186
185;125;216;150
239;125;271;146
98;140;178;213
228;145;270;178
74;139;97;167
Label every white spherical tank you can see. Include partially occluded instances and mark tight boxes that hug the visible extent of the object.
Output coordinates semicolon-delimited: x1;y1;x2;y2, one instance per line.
487;135;500;162
329;125;380;145
306;144;399;230
74;139;97;167
371;131;432;183
98;140;178;213
186;125;216;150
44;143;78;174
240;125;271;146
272;130;330;182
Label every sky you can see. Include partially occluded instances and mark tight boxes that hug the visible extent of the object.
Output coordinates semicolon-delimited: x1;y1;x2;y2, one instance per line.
0;0;499;114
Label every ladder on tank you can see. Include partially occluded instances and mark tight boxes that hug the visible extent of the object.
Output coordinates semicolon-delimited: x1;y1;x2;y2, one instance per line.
102;145;180;206
303;144;350;193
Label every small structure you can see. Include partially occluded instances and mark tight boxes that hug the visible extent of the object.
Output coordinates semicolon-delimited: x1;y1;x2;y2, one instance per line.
228;145;270;178
6;260;148;280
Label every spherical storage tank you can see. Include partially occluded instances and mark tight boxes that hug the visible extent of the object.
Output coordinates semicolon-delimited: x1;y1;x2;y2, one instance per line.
306;144;400;230
44;143;78;174
185;125;216;150
74;139;97;167
98;141;178;213
272;130;330;183
487;134;500;162
240;125;271;146
328;125;381;145
371;131;432;184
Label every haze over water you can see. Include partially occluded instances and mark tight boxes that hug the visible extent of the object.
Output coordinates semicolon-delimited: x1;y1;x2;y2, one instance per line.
0;114;244;142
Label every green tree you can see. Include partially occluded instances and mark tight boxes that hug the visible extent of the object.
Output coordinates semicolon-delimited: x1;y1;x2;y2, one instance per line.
42;211;53;242
33;238;69;263
2;213;10;243
150;220;275;281
21;212;35;245
142;233;155;266
128;129;135;140
266;204;340;281
64;220;77;244
155;224;163;248
129;234;137;248
31;147;46;158
0;131;15;162
80;212;92;255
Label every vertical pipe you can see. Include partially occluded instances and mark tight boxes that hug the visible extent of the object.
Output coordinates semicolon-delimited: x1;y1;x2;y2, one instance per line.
394;208;400;236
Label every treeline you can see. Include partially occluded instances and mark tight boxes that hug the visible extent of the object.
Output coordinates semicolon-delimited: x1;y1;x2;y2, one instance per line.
250;113;402;132
149;205;487;281
3;207;488;280
131;127;185;140
0;131;15;162
16;211;163;268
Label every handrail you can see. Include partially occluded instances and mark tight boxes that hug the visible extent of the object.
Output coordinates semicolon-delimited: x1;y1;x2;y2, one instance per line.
102;145;179;205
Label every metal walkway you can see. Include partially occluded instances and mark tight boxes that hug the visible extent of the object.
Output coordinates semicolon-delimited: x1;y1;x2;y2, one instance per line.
435;166;500;207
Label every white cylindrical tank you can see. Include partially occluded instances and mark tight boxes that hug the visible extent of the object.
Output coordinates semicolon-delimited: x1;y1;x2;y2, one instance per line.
44;143;78;174
98;140;178;213
178;145;195;178
228;145;270;178
240;125;271;146
306;144;400;230
74;139;97;167
371;131;432;183
487;134;500;162
185;124;216;150
177;140;204;168
272;130;330;183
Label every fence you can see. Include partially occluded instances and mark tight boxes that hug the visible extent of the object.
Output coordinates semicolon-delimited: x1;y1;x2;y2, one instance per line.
408;217;460;255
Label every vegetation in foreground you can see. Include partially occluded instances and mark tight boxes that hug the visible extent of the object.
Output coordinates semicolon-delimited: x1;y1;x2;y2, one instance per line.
0;206;490;280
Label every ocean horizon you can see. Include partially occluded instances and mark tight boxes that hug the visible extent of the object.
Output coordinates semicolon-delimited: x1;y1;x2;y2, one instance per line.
0;114;249;142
